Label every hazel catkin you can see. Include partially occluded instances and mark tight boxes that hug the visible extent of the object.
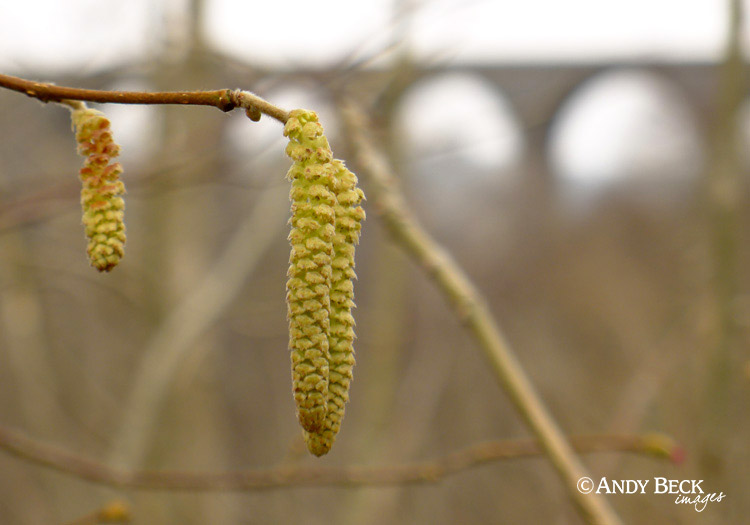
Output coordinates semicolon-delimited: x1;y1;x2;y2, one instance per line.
303;160;365;456
284;109;366;456
70;106;126;272
285;109;337;434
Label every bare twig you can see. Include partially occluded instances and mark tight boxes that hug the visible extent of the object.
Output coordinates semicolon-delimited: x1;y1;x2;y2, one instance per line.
340;102;623;525
0;73;290;123
0;423;678;492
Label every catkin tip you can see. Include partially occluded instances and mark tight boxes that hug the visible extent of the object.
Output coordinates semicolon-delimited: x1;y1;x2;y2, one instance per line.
304;429;333;456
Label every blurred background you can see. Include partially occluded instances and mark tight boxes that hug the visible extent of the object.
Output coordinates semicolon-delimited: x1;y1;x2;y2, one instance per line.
0;0;748;523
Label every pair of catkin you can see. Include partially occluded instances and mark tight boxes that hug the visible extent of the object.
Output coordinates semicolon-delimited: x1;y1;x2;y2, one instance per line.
69;104;362;455
284;109;365;456
70;105;126;272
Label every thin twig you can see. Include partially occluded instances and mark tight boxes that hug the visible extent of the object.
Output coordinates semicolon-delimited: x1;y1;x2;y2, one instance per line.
0;73;290;123
340;102;623;525
0;423;678;492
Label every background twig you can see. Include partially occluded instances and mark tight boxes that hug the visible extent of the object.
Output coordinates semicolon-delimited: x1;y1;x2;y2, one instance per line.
0;423;678;492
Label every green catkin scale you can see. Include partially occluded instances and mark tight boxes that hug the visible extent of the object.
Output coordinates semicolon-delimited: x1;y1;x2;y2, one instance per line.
70;106;126;272
304;159;365;456
285;109;337;433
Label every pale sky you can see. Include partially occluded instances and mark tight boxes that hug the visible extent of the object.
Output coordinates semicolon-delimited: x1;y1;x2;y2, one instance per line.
207;0;733;65
0;0;741;72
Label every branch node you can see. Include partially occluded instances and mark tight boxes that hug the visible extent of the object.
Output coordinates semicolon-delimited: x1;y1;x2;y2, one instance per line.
245;106;262;122
232;89;261;121
216;89;237;112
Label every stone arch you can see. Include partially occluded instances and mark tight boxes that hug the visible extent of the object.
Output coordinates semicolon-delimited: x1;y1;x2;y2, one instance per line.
393;71;524;173
391;71;526;246
546;67;704;206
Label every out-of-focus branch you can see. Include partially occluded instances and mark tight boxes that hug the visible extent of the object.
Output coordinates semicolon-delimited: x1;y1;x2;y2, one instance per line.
707;0;743;369
0;73;289;123
340;102;623;525
701;0;745;486
0;423;680;491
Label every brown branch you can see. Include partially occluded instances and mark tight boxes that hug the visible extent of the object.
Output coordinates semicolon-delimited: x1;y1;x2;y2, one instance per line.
0;423;679;492
0;73;290;123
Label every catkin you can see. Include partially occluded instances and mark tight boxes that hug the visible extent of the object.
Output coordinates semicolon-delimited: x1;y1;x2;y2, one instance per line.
304;160;365;456
285;109;366;454
70;106;126;272
285;109;337;433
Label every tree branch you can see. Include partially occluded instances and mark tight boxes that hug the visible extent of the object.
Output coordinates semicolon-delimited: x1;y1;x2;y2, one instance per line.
0;423;678;492
339;101;623;525
0;73;290;123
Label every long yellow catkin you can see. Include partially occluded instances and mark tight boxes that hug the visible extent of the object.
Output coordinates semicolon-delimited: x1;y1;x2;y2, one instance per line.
284;110;366;454
285;109;337;433
304;160;365;456
70;106;126;272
